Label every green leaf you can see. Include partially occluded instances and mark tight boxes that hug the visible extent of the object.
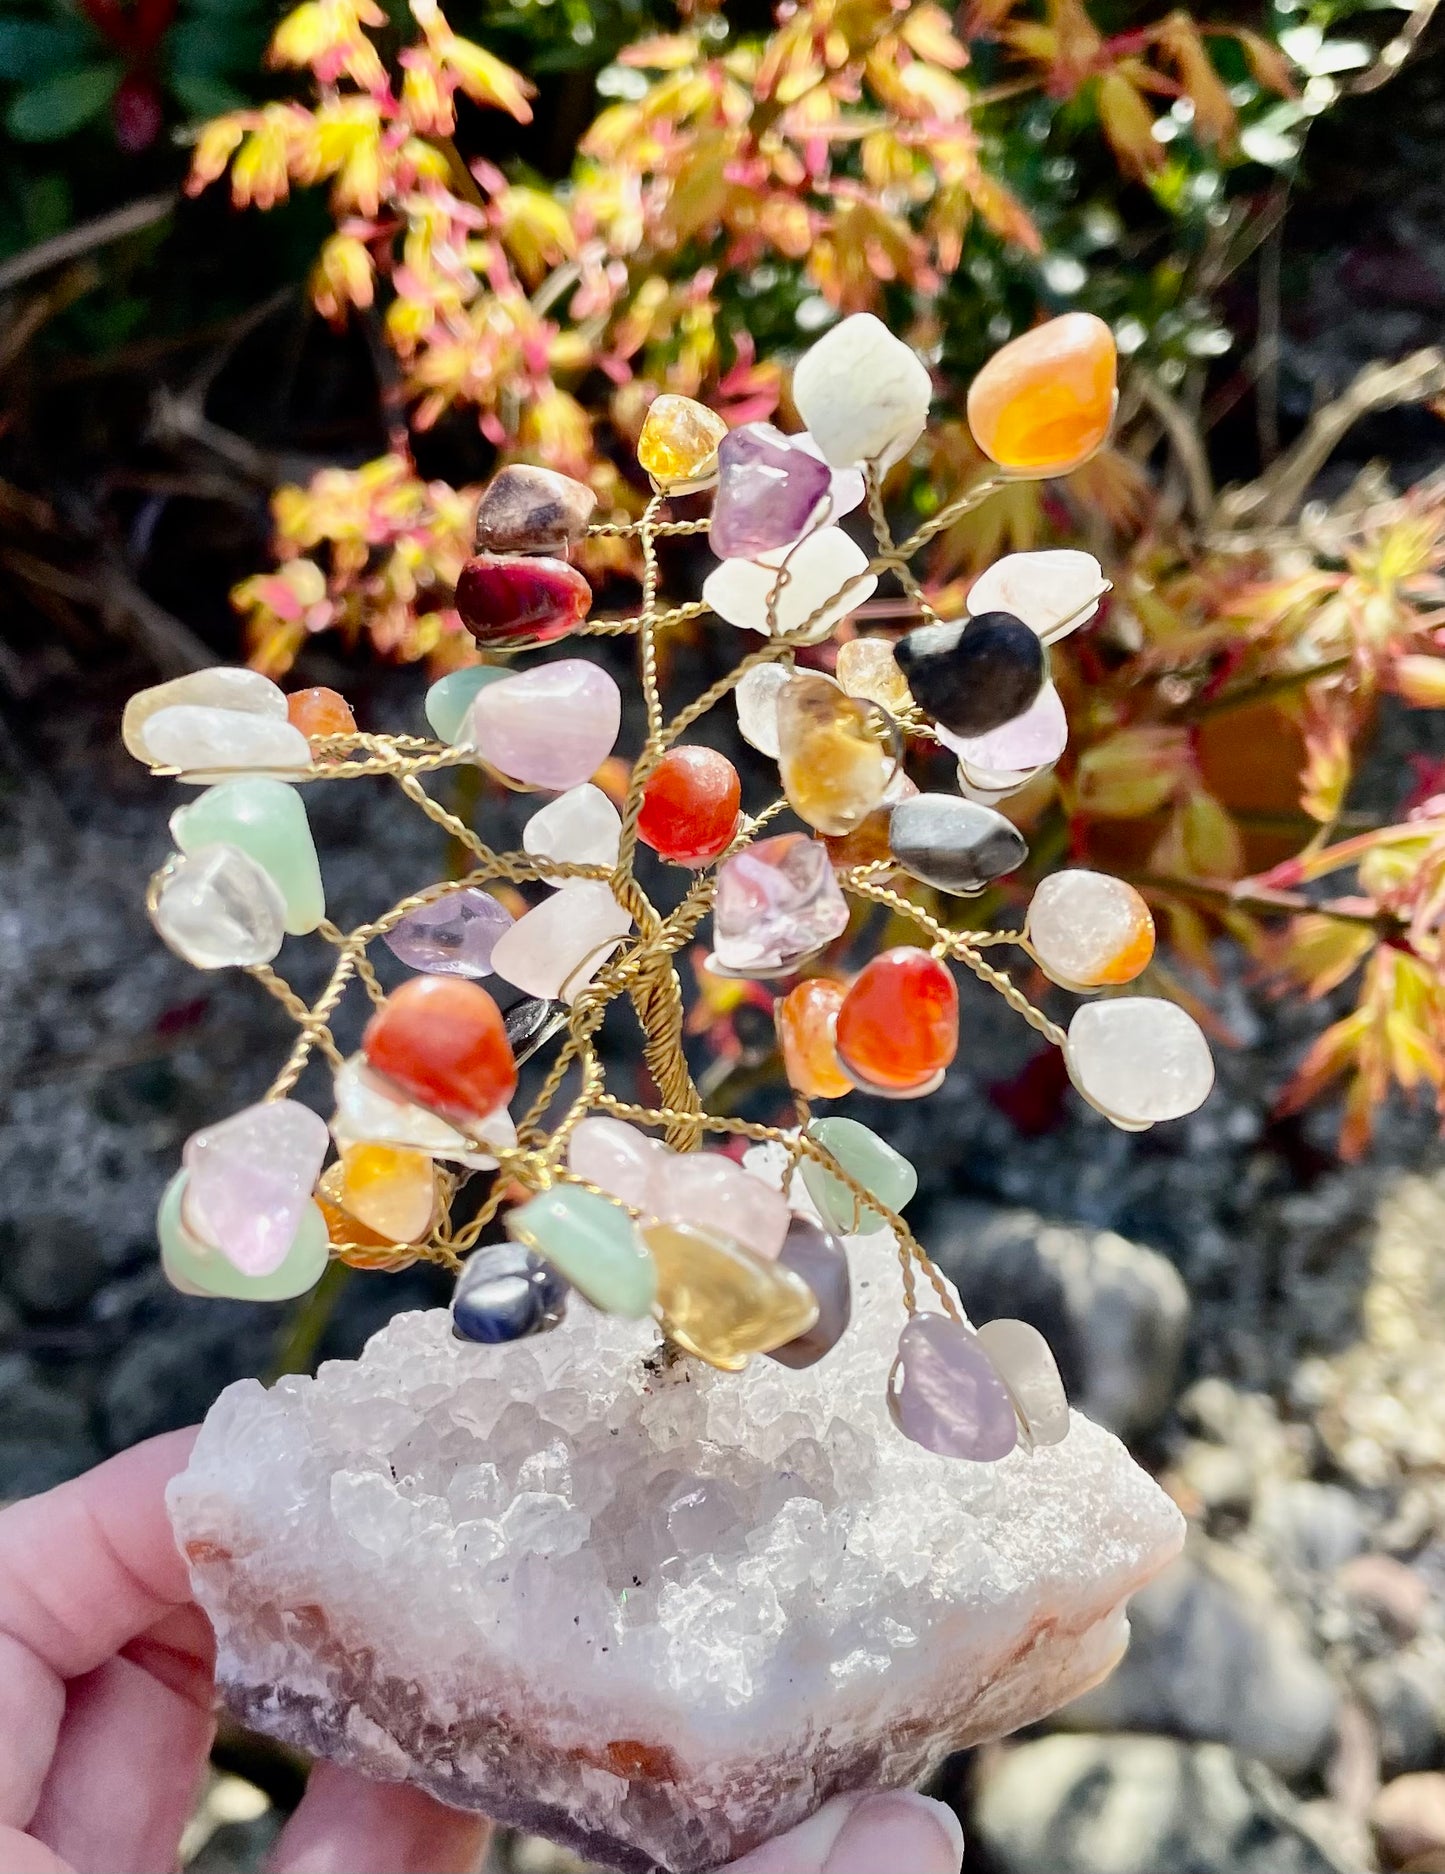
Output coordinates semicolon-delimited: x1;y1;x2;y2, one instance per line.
6;63;122;142
0;18;94;81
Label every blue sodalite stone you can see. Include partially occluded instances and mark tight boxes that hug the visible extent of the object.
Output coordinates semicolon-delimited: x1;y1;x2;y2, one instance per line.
451;1242;568;1344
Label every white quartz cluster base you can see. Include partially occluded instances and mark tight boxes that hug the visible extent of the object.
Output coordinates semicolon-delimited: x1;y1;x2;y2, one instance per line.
168;1244;1183;1873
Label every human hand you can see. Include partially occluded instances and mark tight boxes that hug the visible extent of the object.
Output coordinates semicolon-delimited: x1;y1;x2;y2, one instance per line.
0;1431;963;1874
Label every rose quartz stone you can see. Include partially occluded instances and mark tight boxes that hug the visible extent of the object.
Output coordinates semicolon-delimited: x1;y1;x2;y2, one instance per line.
468;660;621;791
182;1098;330;1276
653;1151;791;1260
567;1116;666;1212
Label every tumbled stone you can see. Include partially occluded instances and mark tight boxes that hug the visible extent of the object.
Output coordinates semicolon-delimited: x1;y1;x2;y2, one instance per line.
123;667;286;763
894;613;1046;738
710;833;850;977
362;977;517;1127
822;785;914;877
939;682;1067;780
141;704;312;782
383;888;513;978
836;947;957;1096
777;978;854;1100
653;1151;790;1261
567;1115;666;1213
709;423;832;560
424;666;509;744
169;1247;1185;1874
332;1142;434;1244
735;662;794;758
330;1054;512;1171
791;312;932;471
967;313;1117;475
801;1116;917;1237
968;549;1106;643
1065;997;1214;1129
286;687;356;739
170;778;324;935
468;659;620;791
765;1216;852;1369
159;1170;327;1301
795;433;867;522
1027;870;1155;990
150;844;287;970
645;1220;818;1370
490;880;632;1002
975;1318;1070;1448
474;464;597;556
776;673;894;837
889;1314;1021;1461
637;394;728;492
182;1098;330;1277
638;746;741;865
703;527;877;640
888;793;1028;894
503;997;570;1066
835;637;913;714
509;1186;656;1318
523;784;622;883
455;554;592;650
451;1242;568;1343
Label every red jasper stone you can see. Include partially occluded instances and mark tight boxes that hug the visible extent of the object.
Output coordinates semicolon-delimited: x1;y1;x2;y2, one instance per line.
835;947;958;1094
455;553;592;650
362;977;517;1125
638;746;742;866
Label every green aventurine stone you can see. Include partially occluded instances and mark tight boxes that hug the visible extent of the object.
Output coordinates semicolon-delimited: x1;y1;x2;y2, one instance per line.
508;1185;656;1318
170;778;324;936
425;667;509;744
158;1170;328;1300
801;1117;917;1236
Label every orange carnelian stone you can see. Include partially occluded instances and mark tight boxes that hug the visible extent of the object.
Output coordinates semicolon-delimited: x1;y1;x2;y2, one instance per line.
835;947;958;1093
287;686;357;739
778;978;854;1100
638;746;741;865
967;313;1117;476
362;976;517;1126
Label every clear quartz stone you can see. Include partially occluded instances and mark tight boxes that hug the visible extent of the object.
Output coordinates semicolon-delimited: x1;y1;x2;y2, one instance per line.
523;784;622;883
1065;997;1214;1128
734;664;838;760
151;844;287;969
703;528;877;640
141;705;312;781
710;834;850;977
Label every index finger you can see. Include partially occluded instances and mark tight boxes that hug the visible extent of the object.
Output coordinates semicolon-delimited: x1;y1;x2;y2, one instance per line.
0;1428;200;1681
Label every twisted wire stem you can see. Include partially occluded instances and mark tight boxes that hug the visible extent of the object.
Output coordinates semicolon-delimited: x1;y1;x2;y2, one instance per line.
154;477;1062;1315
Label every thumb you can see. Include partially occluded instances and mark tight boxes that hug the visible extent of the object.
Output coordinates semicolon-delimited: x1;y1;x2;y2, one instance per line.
725;1789;964;1874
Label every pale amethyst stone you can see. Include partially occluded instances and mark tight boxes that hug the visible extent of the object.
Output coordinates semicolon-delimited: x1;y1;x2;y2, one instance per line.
888;1314;1020;1461
653;1151;791;1260
710;424;832;560
709;832;850;977
468;659;621;791
937;682;1067;776
182;1098;330;1277
766;1216;852;1369
383;889;513;978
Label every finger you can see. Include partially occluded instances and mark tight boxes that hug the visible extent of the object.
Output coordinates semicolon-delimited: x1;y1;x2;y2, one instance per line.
0;1826;72;1874
726;1790;964;1874
267;1763;490;1874
0;1429;201;1831
27;1651;215;1874
0;1428;200;1680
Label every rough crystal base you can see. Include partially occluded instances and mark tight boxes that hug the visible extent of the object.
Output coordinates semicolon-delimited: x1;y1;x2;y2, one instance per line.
169;1248;1182;1874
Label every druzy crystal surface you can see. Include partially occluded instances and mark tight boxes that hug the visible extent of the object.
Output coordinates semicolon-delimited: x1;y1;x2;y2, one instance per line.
171;1247;1182;1874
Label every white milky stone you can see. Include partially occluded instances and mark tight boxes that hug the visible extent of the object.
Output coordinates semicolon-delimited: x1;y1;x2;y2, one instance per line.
791;313;933;471
169;1246;1183;1874
151;844;286;970
1027;870;1150;991
1066;997;1214;1128
955;760;1043;804
523;785;622;886
968;550;1106;644
331;1054;512;1171
490;881;632;1003
567;1115;667;1211
974;1319;1070;1447
124;667;286;762
141;705;312;782
703;528;877;640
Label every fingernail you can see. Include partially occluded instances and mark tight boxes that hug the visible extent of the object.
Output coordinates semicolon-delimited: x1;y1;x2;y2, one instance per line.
821;1791;963;1874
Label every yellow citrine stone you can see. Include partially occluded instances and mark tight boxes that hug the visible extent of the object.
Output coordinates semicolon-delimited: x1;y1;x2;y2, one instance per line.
334;1142;436;1244
645;1220;819;1371
638;394;729;493
835;638;914;715
967;312;1117;476
776;672;894;838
